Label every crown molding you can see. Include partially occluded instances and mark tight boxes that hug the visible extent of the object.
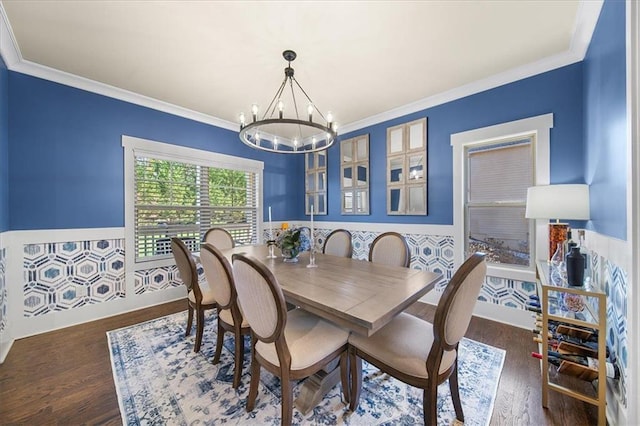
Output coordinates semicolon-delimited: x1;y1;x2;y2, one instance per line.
1;1;602;136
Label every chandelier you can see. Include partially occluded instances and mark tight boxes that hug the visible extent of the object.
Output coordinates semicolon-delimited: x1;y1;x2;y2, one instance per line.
238;50;337;154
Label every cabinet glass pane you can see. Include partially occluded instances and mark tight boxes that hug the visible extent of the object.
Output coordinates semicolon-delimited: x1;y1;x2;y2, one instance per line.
307;153;315;169
355;190;368;214
390;128;403;153
356;165;368;187
307;194;315;212
342;166;353;188
389;188;403;213
306;173;316;191
318;151;327;168
408;186;425;214
343;191;353;212
317;193;326;213
408;154;424;181
389;157;403;183
356;138;368;161
342;140;353;162
409;122;424;150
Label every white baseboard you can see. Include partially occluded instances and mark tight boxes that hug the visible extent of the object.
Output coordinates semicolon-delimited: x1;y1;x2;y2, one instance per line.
0;338;14;364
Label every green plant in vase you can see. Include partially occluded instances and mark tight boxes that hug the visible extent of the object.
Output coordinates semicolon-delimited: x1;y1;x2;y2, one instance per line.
276;228;311;262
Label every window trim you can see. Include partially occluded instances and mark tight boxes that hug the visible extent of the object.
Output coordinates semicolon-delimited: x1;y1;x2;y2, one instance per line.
122;135;264;271
451;113;553;281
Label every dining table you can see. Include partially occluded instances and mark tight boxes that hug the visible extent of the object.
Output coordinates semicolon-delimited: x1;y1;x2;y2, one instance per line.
209;244;443;414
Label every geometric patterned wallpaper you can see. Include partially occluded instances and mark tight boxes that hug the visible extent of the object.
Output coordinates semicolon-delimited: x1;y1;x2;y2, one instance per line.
0;248;6;335
22;240;124;317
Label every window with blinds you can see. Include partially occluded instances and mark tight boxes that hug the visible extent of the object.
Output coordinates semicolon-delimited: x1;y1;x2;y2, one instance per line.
134;155;259;262
465;137;533;267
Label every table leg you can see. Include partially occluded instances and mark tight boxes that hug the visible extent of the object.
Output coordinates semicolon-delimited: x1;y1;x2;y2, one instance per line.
295;359;341;415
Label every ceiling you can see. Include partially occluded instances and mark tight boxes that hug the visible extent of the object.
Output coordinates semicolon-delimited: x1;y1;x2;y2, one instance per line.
1;1;595;133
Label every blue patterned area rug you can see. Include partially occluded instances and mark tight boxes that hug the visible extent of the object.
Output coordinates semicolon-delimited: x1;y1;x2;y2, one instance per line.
107;311;505;425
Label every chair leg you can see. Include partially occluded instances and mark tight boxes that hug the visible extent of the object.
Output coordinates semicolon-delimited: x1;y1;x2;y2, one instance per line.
348;348;362;412
339;351;350;403
247;352;260;412
212;321;224;364
232;327;244;388
186;304;194;337
423;380;439;426
449;361;465;422
194;308;205;353
281;378;293;426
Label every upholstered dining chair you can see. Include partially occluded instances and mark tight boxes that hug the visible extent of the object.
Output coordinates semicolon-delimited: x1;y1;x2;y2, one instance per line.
322;229;353;258
171;237;217;353
368;231;410;267
231;253;350;425
347;252;487;425
199;243;250;388
203;227;235;249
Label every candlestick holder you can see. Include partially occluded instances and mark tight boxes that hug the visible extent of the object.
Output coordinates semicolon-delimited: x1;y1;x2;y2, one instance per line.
307;246;317;268
266;240;277;259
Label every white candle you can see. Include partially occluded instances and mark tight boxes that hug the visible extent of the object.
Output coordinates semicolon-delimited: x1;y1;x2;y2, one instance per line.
268;206;273;240
310;204;314;247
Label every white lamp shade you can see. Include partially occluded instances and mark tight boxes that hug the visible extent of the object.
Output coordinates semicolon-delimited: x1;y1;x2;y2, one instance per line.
525;184;590;220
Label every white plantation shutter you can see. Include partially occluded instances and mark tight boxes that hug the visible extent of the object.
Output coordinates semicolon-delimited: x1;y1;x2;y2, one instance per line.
465;138;533;267
134;155;259;262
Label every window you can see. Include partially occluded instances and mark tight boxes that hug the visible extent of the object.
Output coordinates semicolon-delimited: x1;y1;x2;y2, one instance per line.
305;151;327;215
341;134;369;214
451;113;552;280
386;118;427;215
123;136;263;267
466;138;533;267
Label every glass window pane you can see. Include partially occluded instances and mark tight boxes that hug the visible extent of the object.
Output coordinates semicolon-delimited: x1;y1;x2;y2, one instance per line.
389;157;403;183
343;166;353;188
317;171;326;191
342;140;353;162
317;152;327;168
390;128;403;153
306;173;316;191
317;194;326;213
356;165;367;186
307;194;315;213
408;154;424;181
389;188;403;213
467;206;529;266
307;153;315;169
356;138;368;161
409;122;424;149
408;186;425;213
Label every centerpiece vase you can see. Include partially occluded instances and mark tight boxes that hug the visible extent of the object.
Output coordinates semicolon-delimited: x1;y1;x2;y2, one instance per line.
281;247;300;263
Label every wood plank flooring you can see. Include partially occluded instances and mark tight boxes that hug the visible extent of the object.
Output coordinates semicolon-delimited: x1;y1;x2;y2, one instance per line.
0;300;598;425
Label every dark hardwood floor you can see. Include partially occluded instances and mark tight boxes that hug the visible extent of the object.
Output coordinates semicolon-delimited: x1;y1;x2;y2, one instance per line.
0;300;598;425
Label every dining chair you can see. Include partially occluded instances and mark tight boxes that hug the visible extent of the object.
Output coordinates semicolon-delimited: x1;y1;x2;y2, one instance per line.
203;227;235;249
348;252;487;425
171;237;217;353
322;229;353;258
199;243;250;388
231;253;350;425
368;231;410;267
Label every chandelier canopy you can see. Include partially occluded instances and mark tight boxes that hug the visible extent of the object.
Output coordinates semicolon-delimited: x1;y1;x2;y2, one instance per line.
238;50;337;154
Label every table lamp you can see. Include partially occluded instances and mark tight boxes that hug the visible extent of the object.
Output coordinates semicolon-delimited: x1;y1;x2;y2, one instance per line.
525;184;590;259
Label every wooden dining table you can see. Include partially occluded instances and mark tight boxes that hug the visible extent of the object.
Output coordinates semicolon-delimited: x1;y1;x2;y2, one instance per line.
212;244;443;414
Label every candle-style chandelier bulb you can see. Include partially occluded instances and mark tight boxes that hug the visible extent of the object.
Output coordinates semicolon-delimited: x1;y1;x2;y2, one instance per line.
278;100;284;119
307;103;314;121
251;104;259;122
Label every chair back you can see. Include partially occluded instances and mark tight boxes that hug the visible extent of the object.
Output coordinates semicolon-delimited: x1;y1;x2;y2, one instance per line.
323;229;353;258
368;232;410;267
232;254;287;343
200;243;235;310
433;253;486;351
171;237;201;301
203;227;235;249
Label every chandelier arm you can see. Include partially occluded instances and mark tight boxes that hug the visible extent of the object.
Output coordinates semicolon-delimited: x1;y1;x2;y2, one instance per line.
292;76;328;122
263;76;289;120
288;78;305;148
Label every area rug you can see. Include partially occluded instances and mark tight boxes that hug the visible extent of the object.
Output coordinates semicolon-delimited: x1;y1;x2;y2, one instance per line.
107;311;505;425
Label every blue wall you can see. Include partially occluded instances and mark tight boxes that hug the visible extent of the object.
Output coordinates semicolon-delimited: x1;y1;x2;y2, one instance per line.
8;73;303;230
584;0;627;241
0;55;8;232
322;63;585;224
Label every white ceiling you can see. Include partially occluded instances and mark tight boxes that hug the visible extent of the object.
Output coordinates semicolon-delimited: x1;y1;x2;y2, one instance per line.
1;1;598;133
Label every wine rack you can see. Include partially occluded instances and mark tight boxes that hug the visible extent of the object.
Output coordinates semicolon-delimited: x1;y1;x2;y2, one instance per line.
535;260;607;426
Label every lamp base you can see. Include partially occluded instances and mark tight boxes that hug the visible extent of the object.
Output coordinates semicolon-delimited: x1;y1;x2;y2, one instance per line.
548;223;568;260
